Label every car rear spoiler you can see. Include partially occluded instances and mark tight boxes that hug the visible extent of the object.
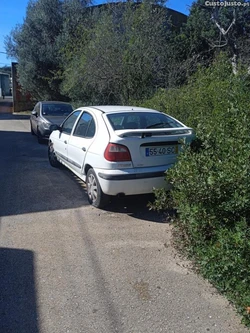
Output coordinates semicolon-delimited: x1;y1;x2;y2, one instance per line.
115;127;194;138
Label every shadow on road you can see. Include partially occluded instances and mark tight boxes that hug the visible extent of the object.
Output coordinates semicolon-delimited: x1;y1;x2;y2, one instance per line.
105;194;168;223
0;247;39;333
0;114;167;222
0;128;88;217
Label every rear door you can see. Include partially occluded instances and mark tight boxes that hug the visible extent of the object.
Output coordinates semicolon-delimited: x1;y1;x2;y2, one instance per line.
67;111;96;174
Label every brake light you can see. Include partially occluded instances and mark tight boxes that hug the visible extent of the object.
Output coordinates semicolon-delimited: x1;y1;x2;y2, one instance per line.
104;143;131;162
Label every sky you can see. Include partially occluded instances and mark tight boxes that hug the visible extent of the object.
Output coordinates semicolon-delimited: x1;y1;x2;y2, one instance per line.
0;0;194;67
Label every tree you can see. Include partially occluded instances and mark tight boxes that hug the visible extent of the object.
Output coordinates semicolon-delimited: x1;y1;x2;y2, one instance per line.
62;1;171;104
5;0;188;103
5;0;64;100
5;0;92;100
59;0;93;64
183;0;250;73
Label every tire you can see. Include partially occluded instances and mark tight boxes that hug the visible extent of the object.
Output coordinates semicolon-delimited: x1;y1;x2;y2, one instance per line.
37;128;44;144
31;123;35;135
86;168;110;208
48;143;60;168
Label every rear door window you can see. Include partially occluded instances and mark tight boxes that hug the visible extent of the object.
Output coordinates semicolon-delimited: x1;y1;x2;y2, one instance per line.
73;112;96;138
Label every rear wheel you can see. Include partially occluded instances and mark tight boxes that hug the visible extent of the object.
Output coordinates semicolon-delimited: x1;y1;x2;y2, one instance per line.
86;168;109;208
48;143;60;168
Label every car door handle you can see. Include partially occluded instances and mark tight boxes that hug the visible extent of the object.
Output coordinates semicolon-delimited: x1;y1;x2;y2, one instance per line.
64;140;67;144
82;147;86;151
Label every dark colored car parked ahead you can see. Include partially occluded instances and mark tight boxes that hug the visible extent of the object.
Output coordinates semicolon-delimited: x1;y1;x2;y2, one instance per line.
30;101;73;143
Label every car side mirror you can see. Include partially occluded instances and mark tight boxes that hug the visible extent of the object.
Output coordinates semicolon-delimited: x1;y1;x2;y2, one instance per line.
31;110;38;117
49;124;61;132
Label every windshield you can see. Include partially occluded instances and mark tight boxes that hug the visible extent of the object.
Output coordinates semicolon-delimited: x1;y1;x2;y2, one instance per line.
42;103;73;116
107;112;183;130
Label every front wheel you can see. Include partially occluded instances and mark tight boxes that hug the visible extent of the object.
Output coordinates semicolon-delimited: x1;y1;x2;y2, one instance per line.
86;168;110;208
30;122;35;135
37;128;44;144
48;143;60;168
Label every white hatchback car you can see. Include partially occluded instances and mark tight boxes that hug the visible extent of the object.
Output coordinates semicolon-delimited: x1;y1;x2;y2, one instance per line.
48;106;194;208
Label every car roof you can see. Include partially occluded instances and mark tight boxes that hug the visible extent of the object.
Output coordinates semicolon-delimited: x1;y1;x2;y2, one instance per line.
88;105;161;114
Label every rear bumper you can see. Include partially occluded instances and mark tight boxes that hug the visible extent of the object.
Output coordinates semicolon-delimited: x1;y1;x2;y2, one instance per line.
98;170;165;181
95;165;172;196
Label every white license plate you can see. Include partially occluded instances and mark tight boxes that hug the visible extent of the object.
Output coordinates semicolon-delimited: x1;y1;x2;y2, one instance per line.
145;146;178;156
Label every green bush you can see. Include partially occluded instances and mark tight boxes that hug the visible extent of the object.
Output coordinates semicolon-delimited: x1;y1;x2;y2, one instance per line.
142;54;250;128
147;56;250;326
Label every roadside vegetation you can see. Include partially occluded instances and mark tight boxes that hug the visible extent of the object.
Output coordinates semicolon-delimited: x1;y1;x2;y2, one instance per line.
4;0;250;326
146;56;250;326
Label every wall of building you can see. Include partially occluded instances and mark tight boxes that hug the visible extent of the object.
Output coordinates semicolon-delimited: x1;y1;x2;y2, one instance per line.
0;73;10;97
12;62;34;112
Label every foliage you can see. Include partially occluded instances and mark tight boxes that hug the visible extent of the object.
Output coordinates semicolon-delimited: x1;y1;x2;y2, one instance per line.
6;0;179;103
5;0;64;100
142;53;249;126
148;56;250;325
4;0;250;102
182;0;250;70
59;0;93;63
61;2;171;104
4;0;91;100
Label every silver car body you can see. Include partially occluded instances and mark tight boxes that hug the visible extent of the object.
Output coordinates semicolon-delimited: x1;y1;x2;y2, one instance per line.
30;101;73;142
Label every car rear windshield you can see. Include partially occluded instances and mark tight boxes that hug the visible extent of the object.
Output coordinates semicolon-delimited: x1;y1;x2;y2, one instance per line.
42;103;73;116
107;112;184;130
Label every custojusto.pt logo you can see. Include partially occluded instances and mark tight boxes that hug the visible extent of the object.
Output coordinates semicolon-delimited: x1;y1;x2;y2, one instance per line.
205;1;249;6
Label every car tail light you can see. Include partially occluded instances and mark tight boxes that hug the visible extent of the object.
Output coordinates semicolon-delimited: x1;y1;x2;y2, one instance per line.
104;143;131;162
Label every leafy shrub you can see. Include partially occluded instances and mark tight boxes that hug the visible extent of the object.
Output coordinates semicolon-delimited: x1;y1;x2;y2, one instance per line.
146;55;250;326
142;54;250;128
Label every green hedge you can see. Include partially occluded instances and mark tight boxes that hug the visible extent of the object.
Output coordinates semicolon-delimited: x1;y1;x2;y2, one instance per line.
145;55;250;326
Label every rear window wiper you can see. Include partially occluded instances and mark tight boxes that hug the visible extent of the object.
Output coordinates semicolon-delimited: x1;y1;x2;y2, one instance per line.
146;122;170;129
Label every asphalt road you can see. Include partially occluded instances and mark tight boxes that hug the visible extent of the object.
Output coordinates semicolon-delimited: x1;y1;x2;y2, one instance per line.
0;113;248;333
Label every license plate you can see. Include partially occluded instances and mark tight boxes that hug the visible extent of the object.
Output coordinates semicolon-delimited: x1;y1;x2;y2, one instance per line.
145;146;178;156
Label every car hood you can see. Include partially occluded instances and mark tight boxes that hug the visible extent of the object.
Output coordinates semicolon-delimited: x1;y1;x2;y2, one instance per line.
43;115;68;125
